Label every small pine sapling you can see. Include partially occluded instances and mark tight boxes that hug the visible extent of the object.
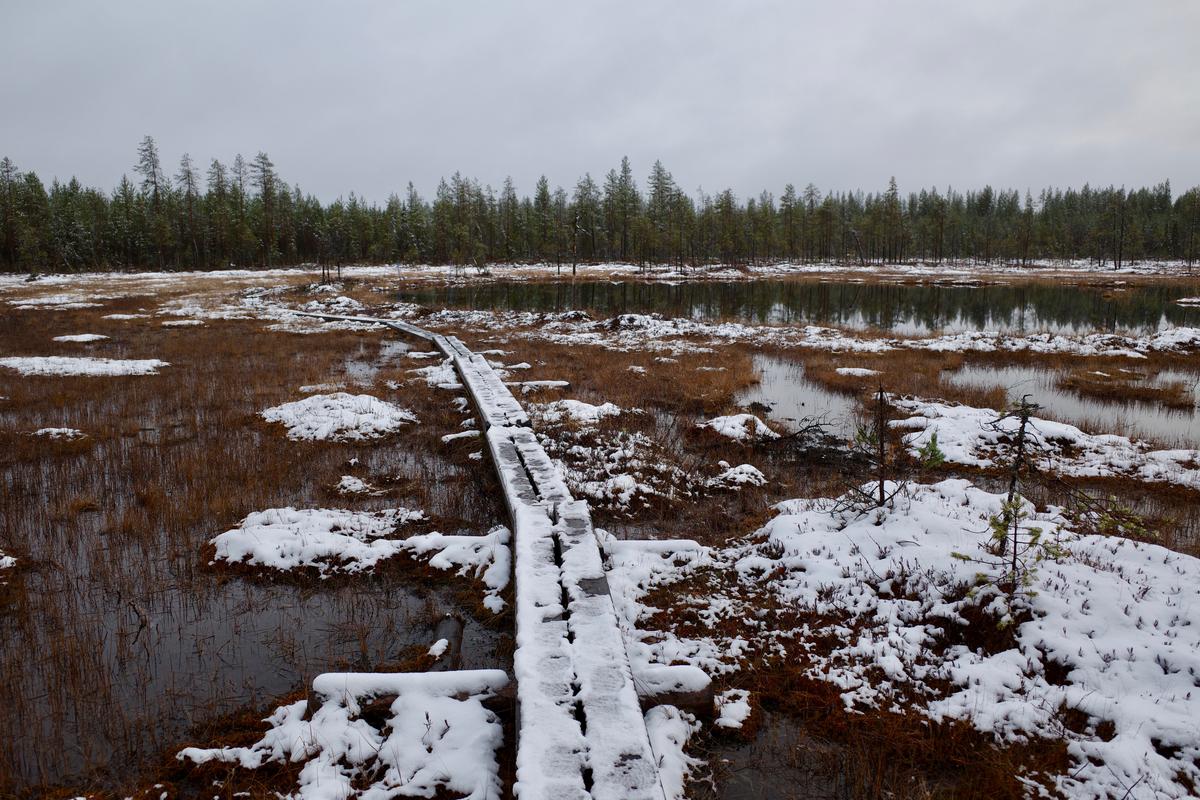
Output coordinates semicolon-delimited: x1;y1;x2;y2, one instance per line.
988;394;1042;555
953;394;1068;626
953;497;1068;627
916;431;946;469
835;386;907;514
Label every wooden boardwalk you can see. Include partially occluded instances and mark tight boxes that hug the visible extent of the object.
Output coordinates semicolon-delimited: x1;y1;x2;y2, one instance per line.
292;310;710;800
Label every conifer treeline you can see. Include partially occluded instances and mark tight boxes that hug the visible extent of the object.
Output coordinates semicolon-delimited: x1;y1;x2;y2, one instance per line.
2;136;1199;273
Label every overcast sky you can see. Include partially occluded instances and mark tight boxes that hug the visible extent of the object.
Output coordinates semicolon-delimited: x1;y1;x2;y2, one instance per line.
2;0;1197;203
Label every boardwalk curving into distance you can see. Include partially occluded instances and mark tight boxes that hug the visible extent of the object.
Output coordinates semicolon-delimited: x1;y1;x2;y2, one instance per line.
291;310;712;800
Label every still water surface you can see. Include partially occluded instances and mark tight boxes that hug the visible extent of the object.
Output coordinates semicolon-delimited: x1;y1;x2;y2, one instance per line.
400;279;1200;335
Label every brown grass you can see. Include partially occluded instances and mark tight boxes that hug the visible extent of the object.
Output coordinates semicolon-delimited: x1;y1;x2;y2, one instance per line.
0;294;510;796
5;270;1198;798
777;348;1008;410
750;666;1070;800
1058;367;1195;409
640;565;1068;800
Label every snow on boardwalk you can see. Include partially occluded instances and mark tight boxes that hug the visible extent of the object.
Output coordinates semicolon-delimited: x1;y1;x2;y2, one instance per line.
291;309;687;800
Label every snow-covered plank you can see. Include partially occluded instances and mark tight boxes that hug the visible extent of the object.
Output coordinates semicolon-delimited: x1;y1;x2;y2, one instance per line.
311;669;509;703
484;426;541;512
555;500;664;800
383;318;440;342
510;503;590;800
275;307;679;800
510;427;572;505
455;353;530;429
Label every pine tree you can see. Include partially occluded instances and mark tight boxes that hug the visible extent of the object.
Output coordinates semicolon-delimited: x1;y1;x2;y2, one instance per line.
206;159;229;267
250;151;276;267
134;135;167;268
533;176;552;264
0;157;19;269
176;153;201;267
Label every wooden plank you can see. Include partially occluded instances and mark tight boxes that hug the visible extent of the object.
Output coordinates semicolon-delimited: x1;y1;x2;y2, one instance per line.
274;307;688;800
555;500;664;800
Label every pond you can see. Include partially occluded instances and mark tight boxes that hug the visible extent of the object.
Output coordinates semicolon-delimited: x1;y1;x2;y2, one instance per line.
738;356;1200;448
399;278;1200;335
945;364;1200;447
737;355;859;438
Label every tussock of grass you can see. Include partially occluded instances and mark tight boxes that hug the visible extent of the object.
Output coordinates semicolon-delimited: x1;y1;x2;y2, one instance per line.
1058;367;1194;409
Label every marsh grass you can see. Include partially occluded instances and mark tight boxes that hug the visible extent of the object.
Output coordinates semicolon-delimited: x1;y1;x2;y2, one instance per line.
6;270;1200;798
0;298;509;796
645;566;1069;800
1057;367;1194;409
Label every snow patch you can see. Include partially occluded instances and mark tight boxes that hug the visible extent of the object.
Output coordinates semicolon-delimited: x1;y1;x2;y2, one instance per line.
714;689;752;729
534;399;622;426
210;509;510;609
8;293;101;309
698;414;779;441
52;334;108;343
210;507;425;574
644;706;702;800
178;671;506;800
298;382;345;393
709;462;767;488
334;475;383;496
0;356;168;376
261;393;416;441
33;427;85;439
892;398;1200;491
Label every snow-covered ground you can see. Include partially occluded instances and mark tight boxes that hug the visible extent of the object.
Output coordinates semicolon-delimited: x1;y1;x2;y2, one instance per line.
51;333;108;342
0;356;169;376
536;423;692;514
893;398;1200;492
32;427;85;439
410;307;1200;360
607;479;1200;799
210;507;510;611
6;263;1199;798
179;670;509;800
697;413;780;441
2;258;1197;301
7;292;104;309
261;392;417;441
9;264;1199;365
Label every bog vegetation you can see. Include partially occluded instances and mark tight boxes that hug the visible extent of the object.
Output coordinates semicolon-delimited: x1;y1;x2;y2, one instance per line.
3;136;1200;274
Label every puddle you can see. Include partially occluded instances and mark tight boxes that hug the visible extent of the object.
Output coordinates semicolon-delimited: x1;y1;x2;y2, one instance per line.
341;339;411;386
945;365;1200;447
3;577;496;786
737;355;859;438
707;711;845;800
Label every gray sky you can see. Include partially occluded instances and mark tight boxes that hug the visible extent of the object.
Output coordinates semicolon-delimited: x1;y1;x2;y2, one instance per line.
2;0;1198;202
